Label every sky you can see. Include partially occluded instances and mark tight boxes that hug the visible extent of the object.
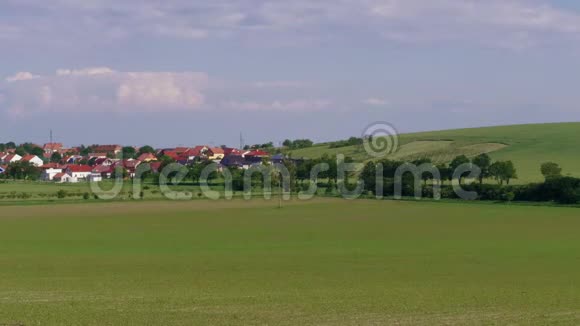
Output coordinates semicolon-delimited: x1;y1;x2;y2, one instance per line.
1;0;580;147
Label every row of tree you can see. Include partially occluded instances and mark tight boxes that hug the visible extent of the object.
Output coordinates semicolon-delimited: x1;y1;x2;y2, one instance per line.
282;139;314;150
359;153;518;189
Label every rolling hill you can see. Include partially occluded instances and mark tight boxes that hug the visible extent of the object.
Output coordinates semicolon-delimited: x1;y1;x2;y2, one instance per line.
288;122;580;184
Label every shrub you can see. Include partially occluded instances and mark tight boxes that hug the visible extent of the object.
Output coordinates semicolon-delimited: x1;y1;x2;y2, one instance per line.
557;188;580;205
83;192;90;200
500;191;515;202
56;190;67;199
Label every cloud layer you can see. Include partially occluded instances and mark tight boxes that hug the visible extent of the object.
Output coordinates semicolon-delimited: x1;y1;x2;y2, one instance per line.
2;68;208;115
4;0;580;48
1;68;331;115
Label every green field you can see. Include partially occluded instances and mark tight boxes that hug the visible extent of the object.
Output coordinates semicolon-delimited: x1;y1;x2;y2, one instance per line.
290;122;580;183
1;199;580;325
0;181;229;204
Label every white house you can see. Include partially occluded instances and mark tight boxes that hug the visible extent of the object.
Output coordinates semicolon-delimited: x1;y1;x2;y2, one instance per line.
53;172;76;183
41;168;63;181
88;173;102;182
1;154;22;164
65;165;93;181
21;155;44;167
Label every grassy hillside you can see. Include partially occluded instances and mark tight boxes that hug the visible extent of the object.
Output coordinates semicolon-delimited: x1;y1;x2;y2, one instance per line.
289;122;580;183
2;199;580;324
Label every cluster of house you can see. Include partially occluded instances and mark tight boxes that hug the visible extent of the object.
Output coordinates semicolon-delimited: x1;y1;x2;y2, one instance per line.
1;142;280;183
0;152;44;174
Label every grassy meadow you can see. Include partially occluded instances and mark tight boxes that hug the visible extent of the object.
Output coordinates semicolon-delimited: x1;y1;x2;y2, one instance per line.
1;198;580;325
290;122;580;183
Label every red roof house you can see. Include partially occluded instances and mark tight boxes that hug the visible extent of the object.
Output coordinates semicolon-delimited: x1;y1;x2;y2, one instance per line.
43;143;63;153
21;155;44;167
137;153;157;162
243;150;269;158
92;145;122;154
66;165;93;173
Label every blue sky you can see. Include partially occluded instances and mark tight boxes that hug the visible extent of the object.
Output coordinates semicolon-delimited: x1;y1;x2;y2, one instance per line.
1;0;580;147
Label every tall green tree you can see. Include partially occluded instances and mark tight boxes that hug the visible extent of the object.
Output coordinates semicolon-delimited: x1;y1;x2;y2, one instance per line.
541;162;562;179
450;155;471;184
121;146;137;159
502;161;518;185
5;161;41;180
137;145;156;156
472;153;492;185
490;161;518;185
50;152;62;163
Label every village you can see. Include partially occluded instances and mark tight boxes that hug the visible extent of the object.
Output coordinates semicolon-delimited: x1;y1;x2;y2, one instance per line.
0;143;278;183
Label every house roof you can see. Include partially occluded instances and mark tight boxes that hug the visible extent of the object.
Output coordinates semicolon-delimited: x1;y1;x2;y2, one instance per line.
174;147;190;154
66;165;93;173
22;155;40;162
220;154;245;167
137;153;157;161
163;151;180;160
88;153;107;158
150;162;162;172
92;145;121;153
93;157;112;165
43;143;63;151
121;159;141;169
63;155;83;163
3;154;20;162
244;150;269;157
209;147;225;155
41;163;63;169
183;146;208;157
58;148;77;155
93;165;113;173
223;148;242;155
53;172;71;179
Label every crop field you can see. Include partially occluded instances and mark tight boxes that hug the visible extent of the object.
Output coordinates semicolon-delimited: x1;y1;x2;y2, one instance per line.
1;199;580;325
290;122;580;183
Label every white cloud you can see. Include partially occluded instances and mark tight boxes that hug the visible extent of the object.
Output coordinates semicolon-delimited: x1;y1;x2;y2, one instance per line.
56;67;115;76
1;67;330;115
364;97;390;106
118;72;206;108
5;72;40;82
221;99;331;111
153;25;208;39
251;81;310;88
1;67;208;114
